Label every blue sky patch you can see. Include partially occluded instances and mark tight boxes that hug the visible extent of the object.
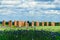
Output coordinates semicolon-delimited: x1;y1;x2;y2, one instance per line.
0;0;60;22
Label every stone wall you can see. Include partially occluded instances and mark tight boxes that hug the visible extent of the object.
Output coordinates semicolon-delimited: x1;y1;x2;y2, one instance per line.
1;20;57;27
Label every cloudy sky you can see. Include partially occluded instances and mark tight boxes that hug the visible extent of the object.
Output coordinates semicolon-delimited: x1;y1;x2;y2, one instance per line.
0;0;60;22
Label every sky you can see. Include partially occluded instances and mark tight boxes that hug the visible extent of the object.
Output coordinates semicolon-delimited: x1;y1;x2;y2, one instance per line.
0;0;60;22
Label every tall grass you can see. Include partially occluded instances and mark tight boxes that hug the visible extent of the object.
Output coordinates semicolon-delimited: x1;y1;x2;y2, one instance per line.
0;26;60;40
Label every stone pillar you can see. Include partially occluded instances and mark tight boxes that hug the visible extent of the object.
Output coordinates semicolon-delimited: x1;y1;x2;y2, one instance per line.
46;22;49;26
17;21;20;27
9;20;12;27
32;21;34;27
23;21;25;26
42;22;44;26
51;22;55;26
25;21;29;27
2;20;5;26
19;21;22;27
17;21;24;27
36;21;39;26
14;20;17;27
21;21;25;27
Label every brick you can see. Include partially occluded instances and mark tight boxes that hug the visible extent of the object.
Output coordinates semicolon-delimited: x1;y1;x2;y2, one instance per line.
21;21;25;27
2;20;5;26
32;21;34;27
42;22;44;26
9;20;12;27
14;20;17;27
51;22;55;26
25;21;29;27
17;21;21;27
36;21;39;26
46;22;49;26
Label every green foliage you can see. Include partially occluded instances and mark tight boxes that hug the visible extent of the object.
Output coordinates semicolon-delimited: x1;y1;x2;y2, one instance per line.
0;26;60;40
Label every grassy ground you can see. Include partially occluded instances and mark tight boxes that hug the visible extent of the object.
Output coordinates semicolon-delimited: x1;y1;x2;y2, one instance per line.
0;26;60;32
0;26;60;40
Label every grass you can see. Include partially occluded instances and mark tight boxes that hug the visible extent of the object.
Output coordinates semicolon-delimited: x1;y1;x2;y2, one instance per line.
0;26;60;40
36;26;60;32
0;26;60;32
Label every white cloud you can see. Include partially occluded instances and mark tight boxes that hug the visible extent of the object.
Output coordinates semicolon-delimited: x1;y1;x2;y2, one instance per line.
0;9;16;15
0;5;15;8
36;4;56;8
54;0;60;3
51;0;60;5
0;0;60;16
0;0;56;8
1;0;20;5
17;2;37;8
0;0;21;7
0;0;37;8
0;0;60;22
16;1;56;10
44;10;60;14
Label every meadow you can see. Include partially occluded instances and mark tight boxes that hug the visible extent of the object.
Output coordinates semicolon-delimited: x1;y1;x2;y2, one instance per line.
0;26;60;40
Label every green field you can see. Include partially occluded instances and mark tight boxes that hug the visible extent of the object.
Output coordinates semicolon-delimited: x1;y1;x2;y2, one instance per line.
0;26;60;32
0;26;60;40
